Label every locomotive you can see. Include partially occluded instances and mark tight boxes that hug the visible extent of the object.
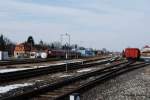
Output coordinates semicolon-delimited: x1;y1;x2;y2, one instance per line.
47;49;81;59
123;48;141;60
30;49;96;59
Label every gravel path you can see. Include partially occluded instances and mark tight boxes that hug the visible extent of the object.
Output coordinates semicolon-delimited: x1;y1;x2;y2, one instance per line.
82;64;150;100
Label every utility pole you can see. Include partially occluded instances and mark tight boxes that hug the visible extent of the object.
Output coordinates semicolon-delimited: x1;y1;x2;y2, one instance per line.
60;33;71;72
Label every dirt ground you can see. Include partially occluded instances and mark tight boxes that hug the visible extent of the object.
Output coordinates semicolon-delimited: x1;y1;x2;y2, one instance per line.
82;64;150;100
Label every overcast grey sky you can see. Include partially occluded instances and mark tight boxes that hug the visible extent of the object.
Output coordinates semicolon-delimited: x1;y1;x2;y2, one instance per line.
0;0;149;51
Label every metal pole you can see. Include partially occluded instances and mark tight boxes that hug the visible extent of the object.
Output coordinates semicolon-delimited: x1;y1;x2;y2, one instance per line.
61;33;71;73
60;34;63;47
61;34;67;72
67;33;71;72
67;33;71;59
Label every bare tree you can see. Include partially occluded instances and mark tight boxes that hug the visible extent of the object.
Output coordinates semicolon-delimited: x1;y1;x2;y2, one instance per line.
27;36;35;46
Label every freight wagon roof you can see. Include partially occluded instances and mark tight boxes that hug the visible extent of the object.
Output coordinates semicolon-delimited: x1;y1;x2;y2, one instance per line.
125;48;139;50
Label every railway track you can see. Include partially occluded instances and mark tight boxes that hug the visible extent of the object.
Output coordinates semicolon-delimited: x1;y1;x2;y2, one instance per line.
54;62;148;100
0;56;110;66
0;60;142;100
0;58;59;66
0;57;115;83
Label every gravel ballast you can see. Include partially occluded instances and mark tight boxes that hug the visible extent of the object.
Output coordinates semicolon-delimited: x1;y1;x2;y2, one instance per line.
81;64;150;100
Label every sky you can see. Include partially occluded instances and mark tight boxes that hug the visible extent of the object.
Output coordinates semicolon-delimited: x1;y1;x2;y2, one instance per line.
0;0;150;51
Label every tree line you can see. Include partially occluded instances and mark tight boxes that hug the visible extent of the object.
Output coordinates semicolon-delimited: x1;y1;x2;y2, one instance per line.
0;34;80;55
0;34;109;56
0;34;15;55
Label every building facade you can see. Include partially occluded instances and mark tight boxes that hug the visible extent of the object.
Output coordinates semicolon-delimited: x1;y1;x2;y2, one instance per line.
14;43;31;58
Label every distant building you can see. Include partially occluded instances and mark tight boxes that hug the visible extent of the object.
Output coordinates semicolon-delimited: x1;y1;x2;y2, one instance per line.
14;43;31;58
77;48;95;57
141;45;150;57
0;51;9;60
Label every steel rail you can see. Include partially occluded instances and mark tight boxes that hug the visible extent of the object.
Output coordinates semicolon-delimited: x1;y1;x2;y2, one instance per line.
0;58;113;83
0;56;110;66
55;62;148;100
0;61;128;100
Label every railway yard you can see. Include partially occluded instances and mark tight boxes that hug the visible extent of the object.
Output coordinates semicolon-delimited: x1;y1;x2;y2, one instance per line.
0;0;150;99
0;0;149;99
0;55;149;100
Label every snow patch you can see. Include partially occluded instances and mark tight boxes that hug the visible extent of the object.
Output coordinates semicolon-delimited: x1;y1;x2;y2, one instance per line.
33;63;66;68
77;68;92;73
105;63;111;65
60;74;72;77
0;68;33;73
33;65;47;68
36;80;44;82
69;60;83;63
97;59;108;63
50;63;66;66
0;83;33;93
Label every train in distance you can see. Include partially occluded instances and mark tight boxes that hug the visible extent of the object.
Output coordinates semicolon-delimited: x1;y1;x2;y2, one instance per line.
123;48;140;60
